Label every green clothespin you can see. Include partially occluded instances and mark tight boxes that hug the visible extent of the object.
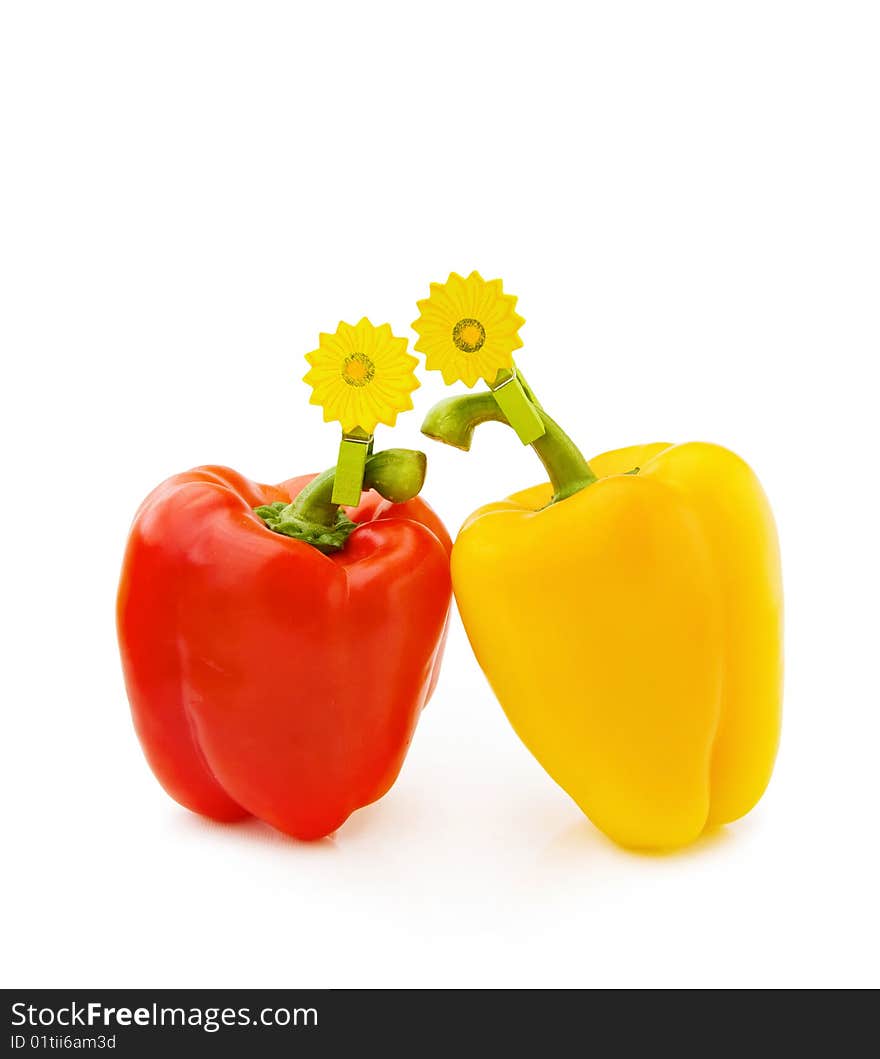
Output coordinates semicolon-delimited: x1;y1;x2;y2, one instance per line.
331;427;373;506
489;369;545;445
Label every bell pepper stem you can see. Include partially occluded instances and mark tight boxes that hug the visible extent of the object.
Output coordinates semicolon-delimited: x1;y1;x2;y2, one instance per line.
421;393;597;503
255;449;427;553
292;448;426;524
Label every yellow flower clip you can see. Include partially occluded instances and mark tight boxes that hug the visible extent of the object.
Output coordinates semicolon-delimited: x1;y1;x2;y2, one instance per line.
304;318;420;435
413;271;543;445
412;271;525;388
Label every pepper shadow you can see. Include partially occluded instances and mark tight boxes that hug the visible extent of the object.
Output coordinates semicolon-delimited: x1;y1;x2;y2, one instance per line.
169;809;341;853
546;816;740;863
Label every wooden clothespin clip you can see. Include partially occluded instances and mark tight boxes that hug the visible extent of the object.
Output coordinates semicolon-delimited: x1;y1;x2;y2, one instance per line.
331;427;373;506
489;369;545;445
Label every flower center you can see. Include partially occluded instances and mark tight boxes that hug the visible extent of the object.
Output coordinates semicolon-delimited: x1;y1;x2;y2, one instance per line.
452;318;486;353
341;352;376;387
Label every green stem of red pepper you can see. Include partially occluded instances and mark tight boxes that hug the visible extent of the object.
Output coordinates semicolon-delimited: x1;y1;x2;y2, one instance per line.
255;448;427;554
421;393;597;503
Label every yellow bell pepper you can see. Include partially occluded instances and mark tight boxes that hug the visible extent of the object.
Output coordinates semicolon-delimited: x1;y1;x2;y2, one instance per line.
423;393;783;850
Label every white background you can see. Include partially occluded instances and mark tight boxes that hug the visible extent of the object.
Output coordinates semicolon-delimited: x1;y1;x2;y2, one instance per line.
2;1;878;989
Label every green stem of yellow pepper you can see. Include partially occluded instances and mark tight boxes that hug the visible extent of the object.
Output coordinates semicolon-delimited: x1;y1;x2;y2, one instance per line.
421;393;597;503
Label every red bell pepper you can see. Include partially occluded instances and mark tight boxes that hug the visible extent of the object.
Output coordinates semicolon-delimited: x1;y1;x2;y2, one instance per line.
117;450;452;840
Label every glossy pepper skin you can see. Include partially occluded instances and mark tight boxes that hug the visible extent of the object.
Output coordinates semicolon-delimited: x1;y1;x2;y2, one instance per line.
424;396;782;850
117;463;452;840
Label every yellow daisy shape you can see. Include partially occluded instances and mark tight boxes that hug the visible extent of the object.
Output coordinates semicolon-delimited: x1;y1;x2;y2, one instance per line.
303;318;420;434
412;271;525;388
